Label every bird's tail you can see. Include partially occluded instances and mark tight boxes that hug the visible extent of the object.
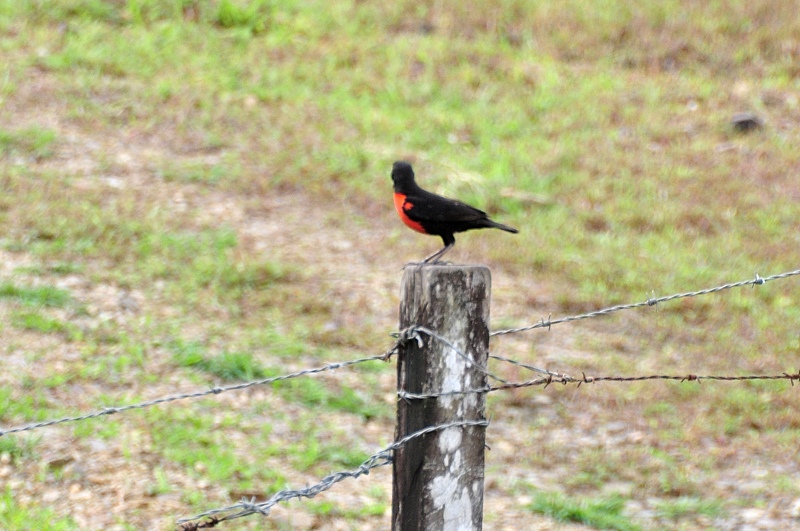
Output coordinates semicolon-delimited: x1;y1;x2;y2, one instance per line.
485;220;518;234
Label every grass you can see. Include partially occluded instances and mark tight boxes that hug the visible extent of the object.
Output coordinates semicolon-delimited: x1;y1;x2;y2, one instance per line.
11;311;83;341
653;496;724;520
147;466;173;496
0;0;798;528
0;283;72;308
0;387;53;423
170;339;389;419
0;488;77;531
0;435;38;463
526;491;641;531
0;127;57;160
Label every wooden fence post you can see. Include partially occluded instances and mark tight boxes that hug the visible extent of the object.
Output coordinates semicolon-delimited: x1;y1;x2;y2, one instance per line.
392;264;490;531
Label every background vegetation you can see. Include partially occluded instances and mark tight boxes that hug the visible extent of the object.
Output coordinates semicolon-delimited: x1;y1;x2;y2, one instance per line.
1;0;799;529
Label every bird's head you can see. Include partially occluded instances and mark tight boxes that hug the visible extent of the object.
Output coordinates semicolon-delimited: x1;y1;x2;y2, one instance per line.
391;161;417;193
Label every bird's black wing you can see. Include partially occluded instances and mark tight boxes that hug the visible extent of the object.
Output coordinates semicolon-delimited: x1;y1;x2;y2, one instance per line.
403;189;488;223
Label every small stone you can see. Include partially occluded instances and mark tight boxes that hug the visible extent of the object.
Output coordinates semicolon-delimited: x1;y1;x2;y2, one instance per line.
740;507;766;521
715;142;737;153
789;498;800;518
47;455;74;469
42;490;60;503
606;421;627;433
531;394;552;406
515;495;532;505
627;431;646;443
69;489;93;502
495;440;514;453
89;439;109;452
118;290;139;312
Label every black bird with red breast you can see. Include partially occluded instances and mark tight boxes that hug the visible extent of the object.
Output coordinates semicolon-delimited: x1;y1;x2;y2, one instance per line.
391;161;518;263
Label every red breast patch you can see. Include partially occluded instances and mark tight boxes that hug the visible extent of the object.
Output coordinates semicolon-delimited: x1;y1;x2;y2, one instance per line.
394;193;427;234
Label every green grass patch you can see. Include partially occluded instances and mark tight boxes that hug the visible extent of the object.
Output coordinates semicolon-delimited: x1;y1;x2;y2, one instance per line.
213;0;272;32
0;435;38;463
11;311;82;341
0;387;52;424
526;491;641;531
0;283;72;308
0;127;57;160
136;229;293;305
653;496;724;519
0;487;78;531
71;417;121;440
16;0;274;30
168;339;389;419
170;341;267;380
48;262;85;275
157;159;234;185
146;406;289;493
283;432;370;472
146;466;173;496
149;409;253;482
189;350;267;381
273;378;388;420
306;498;387;518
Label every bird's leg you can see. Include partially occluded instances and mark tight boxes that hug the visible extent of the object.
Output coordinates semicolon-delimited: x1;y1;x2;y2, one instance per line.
422;242;454;264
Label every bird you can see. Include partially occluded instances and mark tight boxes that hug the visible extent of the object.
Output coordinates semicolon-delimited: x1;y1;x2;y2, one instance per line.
391;161;518;263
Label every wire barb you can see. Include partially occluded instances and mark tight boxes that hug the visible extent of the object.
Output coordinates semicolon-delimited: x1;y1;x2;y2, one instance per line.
489;354;571;379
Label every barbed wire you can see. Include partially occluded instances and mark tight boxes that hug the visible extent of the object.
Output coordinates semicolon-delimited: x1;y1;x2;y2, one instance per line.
490;268;800;337
0;348;398;438
488;354;567;379
400;326;508;384
0;323;502;439
397;370;800;399
5;269;797;438
176;418;489;529
495;370;800;388
1;268;796;527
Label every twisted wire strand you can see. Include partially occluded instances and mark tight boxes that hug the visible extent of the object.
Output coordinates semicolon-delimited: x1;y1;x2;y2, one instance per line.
490;269;800;337
0;349;396;438
397;370;800;399
177;419;489;528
